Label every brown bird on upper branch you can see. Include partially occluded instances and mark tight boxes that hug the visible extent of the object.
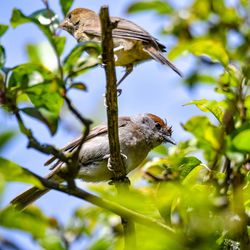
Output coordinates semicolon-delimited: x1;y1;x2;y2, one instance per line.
60;8;182;85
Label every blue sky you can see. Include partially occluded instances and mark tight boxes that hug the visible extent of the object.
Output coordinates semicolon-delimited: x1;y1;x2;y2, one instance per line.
0;0;222;249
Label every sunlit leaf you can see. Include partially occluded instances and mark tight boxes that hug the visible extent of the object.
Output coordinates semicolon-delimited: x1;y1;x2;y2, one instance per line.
0;206;48;238
60;0;74;16
39;232;66;250
10;9;62;55
169;39;229;66
53;36;66;56
183;116;221;162
151;144;168;155
182;165;207;185
0;157;42;187
25;82;64;116
232;129;250;151
8;63;54;89
179;156;202;179
0;24;8;37
127;0;173;15
185;99;224;123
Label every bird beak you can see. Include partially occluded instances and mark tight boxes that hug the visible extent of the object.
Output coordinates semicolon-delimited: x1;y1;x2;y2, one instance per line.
164;135;176;145
59;19;73;31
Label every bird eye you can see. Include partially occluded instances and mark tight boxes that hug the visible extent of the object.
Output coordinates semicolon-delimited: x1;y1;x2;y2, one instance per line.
155;122;161;130
68;13;72;19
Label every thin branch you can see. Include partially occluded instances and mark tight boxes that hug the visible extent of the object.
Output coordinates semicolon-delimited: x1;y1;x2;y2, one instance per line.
14;109;69;164
21;167;175;235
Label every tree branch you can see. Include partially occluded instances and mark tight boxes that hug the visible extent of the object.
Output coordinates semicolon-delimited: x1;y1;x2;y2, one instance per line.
100;6;126;180
22;168;175;235
99;5;136;248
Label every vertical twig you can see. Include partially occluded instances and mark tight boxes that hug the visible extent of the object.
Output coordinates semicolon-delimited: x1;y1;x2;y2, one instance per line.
99;5;136;249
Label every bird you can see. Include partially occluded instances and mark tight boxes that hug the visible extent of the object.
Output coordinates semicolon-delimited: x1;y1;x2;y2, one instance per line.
60;8;182;85
11;113;175;210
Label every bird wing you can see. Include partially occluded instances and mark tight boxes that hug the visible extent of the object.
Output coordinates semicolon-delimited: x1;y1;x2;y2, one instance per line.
84;17;166;51
44;117;131;167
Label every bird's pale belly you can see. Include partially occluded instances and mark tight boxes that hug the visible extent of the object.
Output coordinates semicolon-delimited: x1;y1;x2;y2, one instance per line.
113;39;151;66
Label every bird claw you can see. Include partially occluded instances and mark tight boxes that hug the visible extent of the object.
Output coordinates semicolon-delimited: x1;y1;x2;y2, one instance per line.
106;152;127;172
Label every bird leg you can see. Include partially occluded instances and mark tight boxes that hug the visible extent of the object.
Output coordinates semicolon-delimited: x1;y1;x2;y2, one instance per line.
117;64;133;87
105;153;127;172
115;64;133;96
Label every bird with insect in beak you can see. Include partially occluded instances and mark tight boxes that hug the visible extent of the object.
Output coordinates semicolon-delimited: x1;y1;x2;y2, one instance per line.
60;8;182;86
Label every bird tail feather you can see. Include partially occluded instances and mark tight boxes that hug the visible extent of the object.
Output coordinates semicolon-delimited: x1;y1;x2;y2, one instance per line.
10;187;49;210
144;47;183;77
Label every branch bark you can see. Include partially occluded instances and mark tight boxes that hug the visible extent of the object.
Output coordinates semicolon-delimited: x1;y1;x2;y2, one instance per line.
99;5;136;248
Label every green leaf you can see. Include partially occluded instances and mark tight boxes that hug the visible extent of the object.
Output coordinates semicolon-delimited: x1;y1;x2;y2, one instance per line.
185;99;224;123
69;82;87;91
183;116;221;162
39;233;66;250
26;44;43;64
25;82;63;115
60;0;74;16
152;144;168;155
53;36;66;56
0;45;6;68
0;131;15;152
169;39;229;66
185;73;216;87
0;206;48;238
182;165;207;185
0;157;42;187
127;0;173;15
63;42;101;76
232;129;250;151
21;107;58;135
179;156;202;179
0;24;8;37
10;9;61;55
8;63;54;89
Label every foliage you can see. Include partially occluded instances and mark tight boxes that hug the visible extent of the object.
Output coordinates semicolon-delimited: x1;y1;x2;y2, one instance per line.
0;0;250;249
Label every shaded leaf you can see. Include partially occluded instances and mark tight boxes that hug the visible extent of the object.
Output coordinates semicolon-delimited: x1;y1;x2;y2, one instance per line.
185;99;224;123
0;157;42;187
60;0;74;16
0;45;6;68
127;0;173;15
69;82;87;91
63;42;101;75
0;207;48;238
0;24;8;37
0;130;15;152
21;107;58;135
